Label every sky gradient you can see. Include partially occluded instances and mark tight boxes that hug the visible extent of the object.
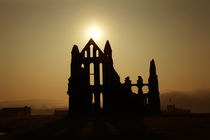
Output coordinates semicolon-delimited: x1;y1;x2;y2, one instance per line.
0;0;210;110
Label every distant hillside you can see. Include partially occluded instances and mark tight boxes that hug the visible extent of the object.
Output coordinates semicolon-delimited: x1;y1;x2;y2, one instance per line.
160;89;210;113
0;99;68;109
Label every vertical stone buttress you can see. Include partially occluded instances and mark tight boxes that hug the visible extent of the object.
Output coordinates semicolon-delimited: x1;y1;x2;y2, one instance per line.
148;59;160;114
67;45;80;114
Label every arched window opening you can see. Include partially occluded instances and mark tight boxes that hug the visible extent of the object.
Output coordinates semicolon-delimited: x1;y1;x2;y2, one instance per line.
90;75;94;85
100;93;103;109
92;93;95;104
99;63;103;85
90;63;94;74
90;45;93;58
146;97;148;105
96;50;99;57
131;86;138;94
84;51;87;58
81;63;84;68
142;86;149;94
90;63;94;85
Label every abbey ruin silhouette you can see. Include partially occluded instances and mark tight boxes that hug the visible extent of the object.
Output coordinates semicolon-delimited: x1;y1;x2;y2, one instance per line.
67;39;160;115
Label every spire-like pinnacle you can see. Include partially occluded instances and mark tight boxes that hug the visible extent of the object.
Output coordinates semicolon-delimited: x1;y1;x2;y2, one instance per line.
87;38;97;46
150;59;156;75
71;45;79;55
104;40;112;56
89;38;94;42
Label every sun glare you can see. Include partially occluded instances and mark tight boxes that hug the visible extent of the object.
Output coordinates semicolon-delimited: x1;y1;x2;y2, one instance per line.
87;25;102;40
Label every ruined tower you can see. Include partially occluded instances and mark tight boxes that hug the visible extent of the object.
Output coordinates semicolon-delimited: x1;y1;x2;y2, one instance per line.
67;39;120;114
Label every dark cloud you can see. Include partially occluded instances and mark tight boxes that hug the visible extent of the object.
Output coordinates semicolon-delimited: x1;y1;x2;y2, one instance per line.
160;89;210;113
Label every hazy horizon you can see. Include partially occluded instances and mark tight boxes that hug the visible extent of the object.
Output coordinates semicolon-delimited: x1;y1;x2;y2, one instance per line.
1;89;210;113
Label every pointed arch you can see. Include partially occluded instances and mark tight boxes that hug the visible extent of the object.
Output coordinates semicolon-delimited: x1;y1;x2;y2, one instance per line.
100;93;103;109
90;45;93;58
142;86;149;94
92;93;95;104
99;63;103;85
90;63;94;85
84;50;87;58
96;50;99;57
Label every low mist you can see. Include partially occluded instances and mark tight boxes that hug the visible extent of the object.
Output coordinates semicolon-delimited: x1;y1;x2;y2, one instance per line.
161;89;210;113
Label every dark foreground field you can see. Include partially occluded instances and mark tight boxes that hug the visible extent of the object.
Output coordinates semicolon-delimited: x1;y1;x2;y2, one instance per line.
0;114;210;140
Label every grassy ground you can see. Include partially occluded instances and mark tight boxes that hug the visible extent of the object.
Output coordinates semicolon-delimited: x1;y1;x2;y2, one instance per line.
144;114;210;140
0;114;210;139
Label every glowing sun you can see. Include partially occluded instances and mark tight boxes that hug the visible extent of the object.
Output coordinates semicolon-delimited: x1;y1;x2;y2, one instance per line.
87;25;102;40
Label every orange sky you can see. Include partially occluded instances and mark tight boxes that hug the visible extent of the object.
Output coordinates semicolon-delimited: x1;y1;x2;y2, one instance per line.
0;0;210;104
